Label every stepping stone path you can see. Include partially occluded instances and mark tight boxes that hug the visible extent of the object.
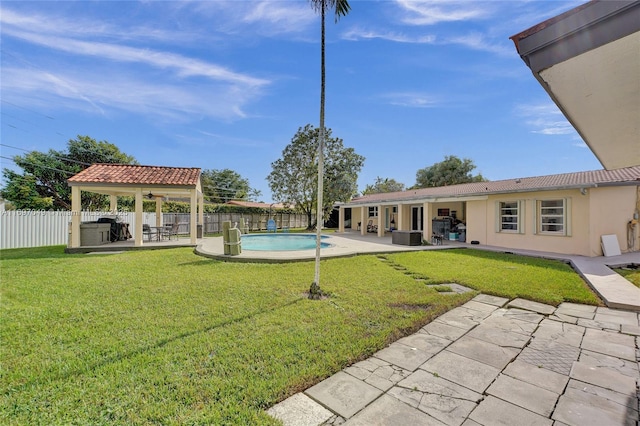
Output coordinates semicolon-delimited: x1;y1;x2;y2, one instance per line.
375;255;475;295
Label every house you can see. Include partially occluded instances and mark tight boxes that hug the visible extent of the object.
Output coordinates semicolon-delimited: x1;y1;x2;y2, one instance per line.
338;1;640;257
337;166;639;257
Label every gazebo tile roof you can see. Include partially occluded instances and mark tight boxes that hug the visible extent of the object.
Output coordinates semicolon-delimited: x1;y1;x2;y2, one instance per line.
351;166;640;204
68;164;201;186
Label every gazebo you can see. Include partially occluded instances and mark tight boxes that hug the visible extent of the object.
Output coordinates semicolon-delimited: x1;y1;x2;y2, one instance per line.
67;164;204;248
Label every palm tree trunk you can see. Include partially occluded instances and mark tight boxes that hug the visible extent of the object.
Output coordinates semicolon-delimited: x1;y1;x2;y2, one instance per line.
310;1;326;299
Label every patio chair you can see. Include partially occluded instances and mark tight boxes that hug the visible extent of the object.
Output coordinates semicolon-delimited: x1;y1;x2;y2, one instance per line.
266;219;277;233
142;224;154;241
163;223;179;241
431;232;443;245
367;220;378;233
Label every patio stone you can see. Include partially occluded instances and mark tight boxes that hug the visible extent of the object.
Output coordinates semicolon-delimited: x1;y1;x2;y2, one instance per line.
396;333;452;355
420;321;468;341
507;298;556;315
532;319;585;347
304;371;383;419
570;361;638;395
480;313;539;335
344;359;412;391
621;324;640;336
469;396;553;426
446;335;519;369
266;393;334;426
373;342;440;372
343;394;445;425
555;303;596;320
566;379;639;412
548;312;579;324
462;300;499;315
580;328;637;361
434;308;483;331
486;374;559;417
595;307;639;326
503;359;569;394
553;386;639;426
578;349;640;379
472;294;509;307
577;318;621;331
420;350;501;393
518;339;580;375
467;323;532;349
394;369;481;425
501;307;545;324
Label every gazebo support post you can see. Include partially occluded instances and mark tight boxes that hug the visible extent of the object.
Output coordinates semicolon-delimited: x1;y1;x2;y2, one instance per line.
135;188;144;247
109;195;118;214
155;198;162;227
70;186;81;248
190;189;197;244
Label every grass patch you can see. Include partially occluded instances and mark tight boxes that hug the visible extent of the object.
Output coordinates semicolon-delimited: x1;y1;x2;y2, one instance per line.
386;249;600;306
615;266;640;288
1;246;600;424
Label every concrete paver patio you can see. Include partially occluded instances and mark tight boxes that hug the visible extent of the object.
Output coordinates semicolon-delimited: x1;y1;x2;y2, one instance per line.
267;296;640;426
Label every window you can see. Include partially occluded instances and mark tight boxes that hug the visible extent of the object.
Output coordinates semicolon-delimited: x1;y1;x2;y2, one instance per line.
498;201;522;233
368;206;378;217
537;199;567;235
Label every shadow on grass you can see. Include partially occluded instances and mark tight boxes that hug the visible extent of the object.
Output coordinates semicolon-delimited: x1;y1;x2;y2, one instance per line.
442;248;572;272
0;245;75;261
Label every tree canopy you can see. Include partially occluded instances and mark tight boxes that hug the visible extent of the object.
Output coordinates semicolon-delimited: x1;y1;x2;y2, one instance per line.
1;135;136;210
201;169;261;204
267;124;364;228
362;177;405;195
414;155;486;188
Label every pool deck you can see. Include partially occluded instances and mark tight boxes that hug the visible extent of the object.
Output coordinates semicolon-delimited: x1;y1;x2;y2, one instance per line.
195;231;640;311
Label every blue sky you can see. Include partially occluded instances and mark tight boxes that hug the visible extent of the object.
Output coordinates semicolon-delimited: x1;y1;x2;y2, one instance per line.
1;0;602;203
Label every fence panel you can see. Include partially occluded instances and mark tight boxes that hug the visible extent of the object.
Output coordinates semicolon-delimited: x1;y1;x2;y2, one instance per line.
1;210;310;249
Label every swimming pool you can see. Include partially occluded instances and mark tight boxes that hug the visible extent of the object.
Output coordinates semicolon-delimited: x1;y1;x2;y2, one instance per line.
241;234;331;251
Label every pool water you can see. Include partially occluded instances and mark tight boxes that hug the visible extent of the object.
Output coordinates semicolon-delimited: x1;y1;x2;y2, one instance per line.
241;234;330;251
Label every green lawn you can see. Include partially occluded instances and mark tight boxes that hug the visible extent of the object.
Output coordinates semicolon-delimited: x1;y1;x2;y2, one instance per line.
1;246;600;425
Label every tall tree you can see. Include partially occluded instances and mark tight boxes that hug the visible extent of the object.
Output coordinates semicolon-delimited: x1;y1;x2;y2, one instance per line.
201;169;261;203
267;124;363;228
414;155;486;188
1;135;136;210
308;0;351;299
362;177;406;195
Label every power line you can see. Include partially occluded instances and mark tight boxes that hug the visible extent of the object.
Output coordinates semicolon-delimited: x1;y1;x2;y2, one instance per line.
0;156;77;176
0;143;93;166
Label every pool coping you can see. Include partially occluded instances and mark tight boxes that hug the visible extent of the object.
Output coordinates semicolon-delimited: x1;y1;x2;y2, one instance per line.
194;233;451;263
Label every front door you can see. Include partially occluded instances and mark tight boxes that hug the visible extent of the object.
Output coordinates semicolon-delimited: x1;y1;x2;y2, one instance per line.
411;206;423;231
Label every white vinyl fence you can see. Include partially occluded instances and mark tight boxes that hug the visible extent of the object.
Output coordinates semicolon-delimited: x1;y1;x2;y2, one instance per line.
0;211;156;250
1;210;310;249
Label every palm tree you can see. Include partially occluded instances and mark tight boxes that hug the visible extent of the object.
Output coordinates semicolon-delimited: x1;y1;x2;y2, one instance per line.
308;0;351;300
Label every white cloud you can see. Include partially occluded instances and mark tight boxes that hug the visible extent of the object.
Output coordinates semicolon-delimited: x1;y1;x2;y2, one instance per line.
515;103;575;135
342;27;436;43
395;0;492;25
382;92;440;108
1;67;258;122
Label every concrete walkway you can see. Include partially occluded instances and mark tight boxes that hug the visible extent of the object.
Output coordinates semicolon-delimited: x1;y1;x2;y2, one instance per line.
267;296;640;426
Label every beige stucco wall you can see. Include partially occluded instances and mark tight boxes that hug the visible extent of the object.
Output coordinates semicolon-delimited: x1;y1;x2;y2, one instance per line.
465;186;638;256
588;186;639;255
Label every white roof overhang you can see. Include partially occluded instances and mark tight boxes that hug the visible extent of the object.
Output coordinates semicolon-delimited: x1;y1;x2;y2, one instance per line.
511;1;640;170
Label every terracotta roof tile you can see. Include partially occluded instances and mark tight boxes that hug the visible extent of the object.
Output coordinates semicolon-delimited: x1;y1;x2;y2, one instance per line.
68;164;201;186
351;166;640;204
